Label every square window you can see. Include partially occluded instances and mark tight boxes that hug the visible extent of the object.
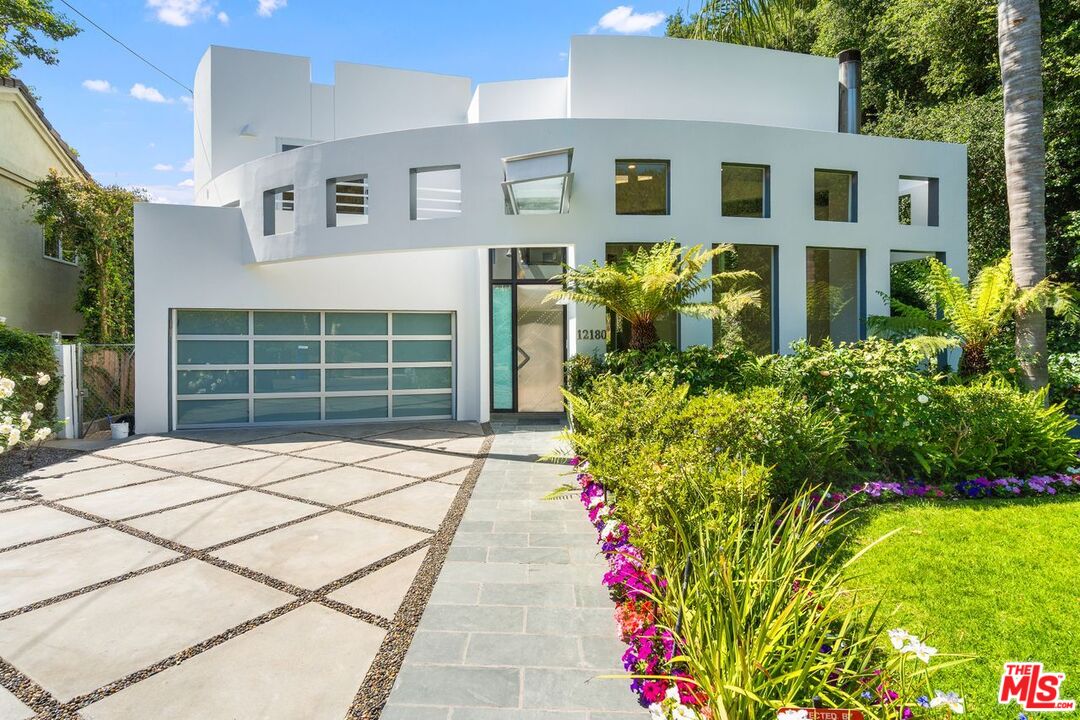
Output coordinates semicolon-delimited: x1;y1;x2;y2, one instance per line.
326;175;368;227
721;164;769;218
410;166;461;221
713;245;776;354
615;160;669;215
898;176;939;226
813;170;857;222
263;185;295;236
806;247;864;345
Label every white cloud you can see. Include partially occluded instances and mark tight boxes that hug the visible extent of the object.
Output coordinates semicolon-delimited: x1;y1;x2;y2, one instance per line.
153;163;175;171
256;0;286;17
130;83;172;104
147;0;213;26
180;157;195;172
178;178;195;188
180;95;194;111
593;6;666;34
217;10;229;23
82;79;115;93
137;183;195;204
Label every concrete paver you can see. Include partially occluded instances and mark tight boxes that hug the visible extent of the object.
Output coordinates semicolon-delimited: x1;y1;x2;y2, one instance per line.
0;505;97;548
329;548;428;618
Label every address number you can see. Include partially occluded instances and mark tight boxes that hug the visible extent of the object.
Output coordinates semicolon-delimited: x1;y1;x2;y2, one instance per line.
577;329;608;340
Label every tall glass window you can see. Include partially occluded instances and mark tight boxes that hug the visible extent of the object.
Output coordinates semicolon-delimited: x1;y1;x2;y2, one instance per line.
615;160;669;215
721;164;769;218
814;170;857;222
806;247;864;345
605;243;678;349
713;245;776;354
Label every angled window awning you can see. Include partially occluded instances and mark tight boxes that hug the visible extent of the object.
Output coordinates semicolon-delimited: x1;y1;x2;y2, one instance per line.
502;148;573;215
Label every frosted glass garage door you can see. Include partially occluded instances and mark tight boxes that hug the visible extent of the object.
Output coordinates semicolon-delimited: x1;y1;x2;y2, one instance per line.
172;310;454;427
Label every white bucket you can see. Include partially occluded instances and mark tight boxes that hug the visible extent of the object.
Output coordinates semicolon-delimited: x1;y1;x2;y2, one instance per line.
110;422;129;440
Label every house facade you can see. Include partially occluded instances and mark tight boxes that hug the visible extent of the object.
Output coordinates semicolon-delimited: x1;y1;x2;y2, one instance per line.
134;35;967;433
0;77;88;337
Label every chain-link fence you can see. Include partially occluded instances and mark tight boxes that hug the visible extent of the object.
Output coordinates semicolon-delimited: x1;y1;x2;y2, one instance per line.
78;344;135;437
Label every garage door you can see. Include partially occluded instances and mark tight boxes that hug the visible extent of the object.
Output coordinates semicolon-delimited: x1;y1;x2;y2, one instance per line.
172;310;454;428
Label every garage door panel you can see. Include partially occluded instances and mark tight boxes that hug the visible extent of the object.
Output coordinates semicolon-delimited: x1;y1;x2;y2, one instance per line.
173;310;454;428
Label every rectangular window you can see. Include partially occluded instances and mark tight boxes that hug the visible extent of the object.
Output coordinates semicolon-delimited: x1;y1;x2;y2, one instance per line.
898;176;939;226
814;170;857;222
176;310;248;335
410;166;461;220
615;160;669;215
42;230;78;264
605;243;678;349
326;312;387;336
713;245;776;354
806;247;864;345
263;185;295;236
721;163;769;218
326;175;369;227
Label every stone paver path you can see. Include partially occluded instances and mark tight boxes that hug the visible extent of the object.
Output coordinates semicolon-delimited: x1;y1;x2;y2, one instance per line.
0;420;490;720
382;420;647;720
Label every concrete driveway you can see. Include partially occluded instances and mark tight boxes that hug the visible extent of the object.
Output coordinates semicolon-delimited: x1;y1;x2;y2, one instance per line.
0;421;490;719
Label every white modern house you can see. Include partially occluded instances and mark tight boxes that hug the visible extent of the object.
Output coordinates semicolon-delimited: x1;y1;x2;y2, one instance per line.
134;35;967;433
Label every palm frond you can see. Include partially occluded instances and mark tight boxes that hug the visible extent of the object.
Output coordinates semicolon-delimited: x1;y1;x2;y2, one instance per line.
899;335;962;359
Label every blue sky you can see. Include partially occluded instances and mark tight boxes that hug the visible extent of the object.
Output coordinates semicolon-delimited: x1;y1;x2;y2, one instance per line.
15;1;677;203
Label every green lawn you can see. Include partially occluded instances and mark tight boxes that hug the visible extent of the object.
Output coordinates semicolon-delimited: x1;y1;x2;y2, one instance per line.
847;496;1080;719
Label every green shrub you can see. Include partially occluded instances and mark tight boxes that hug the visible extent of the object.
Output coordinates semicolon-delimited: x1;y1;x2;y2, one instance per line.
688;386;852;494
653;485;891;719
564;342;756;396
771;339;943;479
0;321;60;423
934;379;1080;478
1049;352;1080;415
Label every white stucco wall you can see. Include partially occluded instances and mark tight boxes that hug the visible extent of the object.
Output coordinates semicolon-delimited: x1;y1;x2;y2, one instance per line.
567;36;838;132
468;78;568;123
134;204;486;433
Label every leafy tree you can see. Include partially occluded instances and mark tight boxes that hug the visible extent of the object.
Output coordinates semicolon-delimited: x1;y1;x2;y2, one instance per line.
869;255;1076;377
547;242;761;351
0;0;79;76
24;172;146;343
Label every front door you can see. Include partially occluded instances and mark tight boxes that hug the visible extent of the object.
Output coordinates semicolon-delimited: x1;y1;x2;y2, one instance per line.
490;248;566;413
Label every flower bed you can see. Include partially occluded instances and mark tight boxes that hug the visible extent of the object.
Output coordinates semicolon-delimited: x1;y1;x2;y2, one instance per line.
574;457;709;720
815;470;1080;508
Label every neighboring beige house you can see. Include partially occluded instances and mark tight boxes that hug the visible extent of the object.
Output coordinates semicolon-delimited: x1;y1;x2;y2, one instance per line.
0;76;88;336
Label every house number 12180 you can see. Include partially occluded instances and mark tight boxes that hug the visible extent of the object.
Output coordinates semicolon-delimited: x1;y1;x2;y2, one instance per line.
577;329;608;340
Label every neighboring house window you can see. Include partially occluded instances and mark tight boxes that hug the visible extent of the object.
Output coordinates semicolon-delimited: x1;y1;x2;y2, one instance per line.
898;175;939;226
713;244;776;354
814;169;857;222
615;160;669;215
410;166;461;220
806;246;864;345
326;175;368;227
721;163;770;218
263;185;295;236
43;230;77;264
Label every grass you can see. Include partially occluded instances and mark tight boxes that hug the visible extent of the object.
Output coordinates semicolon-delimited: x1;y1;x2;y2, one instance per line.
846;495;1080;718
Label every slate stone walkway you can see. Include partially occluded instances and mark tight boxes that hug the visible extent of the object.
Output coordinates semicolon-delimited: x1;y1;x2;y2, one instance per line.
0;420;491;720
382;420;646;720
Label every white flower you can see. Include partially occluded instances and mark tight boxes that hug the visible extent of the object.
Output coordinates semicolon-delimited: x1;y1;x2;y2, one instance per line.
601;519;621;540
7;427;20;447
917;393;929;404
929;690;965;713
888;628;915;650
0;377;13;399
34;402;44;411
778;711;810;720
36;372;50;386
587;494;605;509
902;639;938;663
19;411;32;430
32;427;52;442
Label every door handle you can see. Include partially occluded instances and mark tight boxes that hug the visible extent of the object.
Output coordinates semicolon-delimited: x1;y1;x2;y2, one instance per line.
517;346;531;370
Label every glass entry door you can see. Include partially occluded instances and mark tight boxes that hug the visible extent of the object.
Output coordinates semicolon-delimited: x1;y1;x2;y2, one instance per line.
490;248;566;413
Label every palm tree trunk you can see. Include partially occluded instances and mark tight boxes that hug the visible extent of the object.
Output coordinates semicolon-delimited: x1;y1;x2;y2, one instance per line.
628;320;659;350
959;344;991;378
998;0;1048;390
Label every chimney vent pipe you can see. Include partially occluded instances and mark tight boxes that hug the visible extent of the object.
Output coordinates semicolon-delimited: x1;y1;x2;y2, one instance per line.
838;49;861;134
